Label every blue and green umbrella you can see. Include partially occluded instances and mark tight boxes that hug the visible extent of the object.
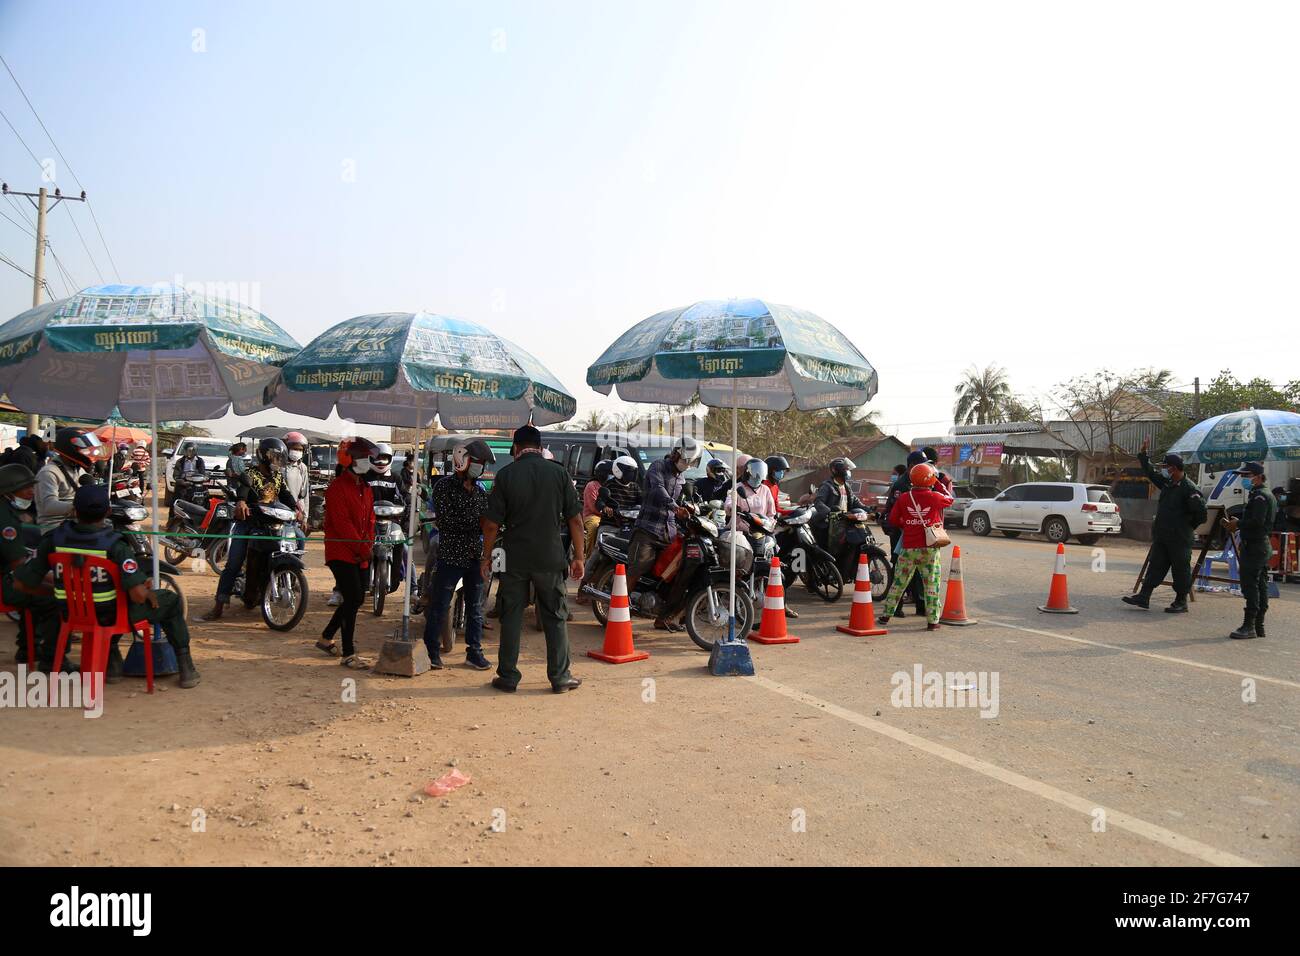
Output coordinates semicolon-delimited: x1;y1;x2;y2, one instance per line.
1168;409;1300;466
265;312;577;430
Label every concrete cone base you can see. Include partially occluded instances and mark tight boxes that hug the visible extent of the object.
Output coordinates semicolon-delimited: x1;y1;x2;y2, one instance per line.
708;638;755;676
372;638;432;676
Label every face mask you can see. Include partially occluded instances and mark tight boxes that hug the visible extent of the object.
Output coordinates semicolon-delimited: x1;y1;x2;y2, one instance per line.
9;495;32;510
351;462;368;475
1160;468;1170;480
288;450;303;463
746;474;763;489
467;462;485;480
772;471;785;482
1242;477;1257;491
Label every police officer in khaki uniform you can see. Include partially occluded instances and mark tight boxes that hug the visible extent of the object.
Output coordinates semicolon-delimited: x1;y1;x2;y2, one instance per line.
0;463;62;668
1122;439;1207;613
17;484;200;688
1223;461;1277;639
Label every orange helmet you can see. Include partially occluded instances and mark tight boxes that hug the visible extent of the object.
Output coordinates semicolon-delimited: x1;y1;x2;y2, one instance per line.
909;462;938;488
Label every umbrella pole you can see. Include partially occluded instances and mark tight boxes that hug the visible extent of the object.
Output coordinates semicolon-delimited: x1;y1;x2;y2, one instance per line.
400;395;421;641
149;352;160;589
730;385;737;629
707;381;754;676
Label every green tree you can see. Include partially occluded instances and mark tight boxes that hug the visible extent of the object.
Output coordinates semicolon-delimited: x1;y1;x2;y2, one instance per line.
953;365;1013;425
1156;370;1300;452
818;404;881;439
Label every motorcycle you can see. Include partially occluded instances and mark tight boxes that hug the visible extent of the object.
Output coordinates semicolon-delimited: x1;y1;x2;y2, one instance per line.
581;504;754;651
162;477;235;574
826;507;893;602
774;505;845;602
109;497;188;616
228;502;310;631
369;501;407;616
307;479;328;532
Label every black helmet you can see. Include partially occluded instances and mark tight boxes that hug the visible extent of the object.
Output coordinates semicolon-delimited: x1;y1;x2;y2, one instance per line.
706;458;730;478
764;455;790;479
829;457;853;481
257;437;288;468
54;427;101;471
593;459;614;483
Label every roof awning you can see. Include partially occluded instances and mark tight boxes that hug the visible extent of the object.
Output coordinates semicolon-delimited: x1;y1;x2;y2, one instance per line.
912;428;1078;457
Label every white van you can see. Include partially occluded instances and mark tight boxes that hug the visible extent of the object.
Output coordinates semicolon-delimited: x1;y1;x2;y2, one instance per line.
1198;460;1300;515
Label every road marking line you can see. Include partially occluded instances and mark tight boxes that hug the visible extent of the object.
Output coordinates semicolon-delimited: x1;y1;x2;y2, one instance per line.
747;674;1259;867
981;618;1300;690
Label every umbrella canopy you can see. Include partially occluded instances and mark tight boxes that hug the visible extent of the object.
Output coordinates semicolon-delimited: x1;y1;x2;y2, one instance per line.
265;312;576;429
1168;409;1300;466
587;298;877;409
236;424;338;444
95;424;152;446
0;283;300;421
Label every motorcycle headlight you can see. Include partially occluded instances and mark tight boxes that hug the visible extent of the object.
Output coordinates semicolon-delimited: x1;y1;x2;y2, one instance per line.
124;506;147;521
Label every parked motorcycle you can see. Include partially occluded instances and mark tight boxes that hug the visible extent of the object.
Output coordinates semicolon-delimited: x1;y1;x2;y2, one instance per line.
369;501;408;616
774;505;845;601
228;502;310;631
581;505;754;650
162;477;235;574
826;508;893;602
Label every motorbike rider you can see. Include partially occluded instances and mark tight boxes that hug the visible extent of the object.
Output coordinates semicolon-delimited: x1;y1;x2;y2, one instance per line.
282;432;312;548
363;442;407;592
693;458;733;504
202;437;297;621
812;456;866;545
762;454;792;514
225;441;249;491
18;483;200;687
581;459;611;559
171;442;207;506
725;458;777;533
576;456;644;602
0;463;61;669
36;427;102;532
624;436;699;631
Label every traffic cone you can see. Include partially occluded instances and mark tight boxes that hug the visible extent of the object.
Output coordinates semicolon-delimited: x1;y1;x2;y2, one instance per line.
751;557;799;644
938;545;977;626
1037;543;1078;614
837;553;888;636
588;564;650;663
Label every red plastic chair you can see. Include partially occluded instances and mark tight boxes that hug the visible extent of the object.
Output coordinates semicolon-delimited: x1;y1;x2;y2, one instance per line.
0;600;35;668
49;554;153;708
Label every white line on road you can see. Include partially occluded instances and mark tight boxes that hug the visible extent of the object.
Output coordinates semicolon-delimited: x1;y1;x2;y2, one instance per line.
981;618;1300;690
747;674;1259;867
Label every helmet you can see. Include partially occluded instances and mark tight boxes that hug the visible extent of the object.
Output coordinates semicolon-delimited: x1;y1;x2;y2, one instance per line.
909;462;938;488
706;458;730;478
452;440;497;473
734;454;751;475
829;457;853;481
257;437;288;468
337;436;379;470
284;431;307;448
54;427;101;471
743;457;768;489
611;455;637;481
764;455;790;481
593;459;614;483
182;443;197;457
671;436;703;471
369;441;394;474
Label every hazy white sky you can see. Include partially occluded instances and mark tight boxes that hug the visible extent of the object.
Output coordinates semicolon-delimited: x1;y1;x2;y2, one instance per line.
1;0;1297;443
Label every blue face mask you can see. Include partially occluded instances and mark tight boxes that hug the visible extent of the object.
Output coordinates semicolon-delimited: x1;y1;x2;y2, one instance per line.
1241;476;1256;491
772;470;786;482
1159;468;1171;480
746;474;763;489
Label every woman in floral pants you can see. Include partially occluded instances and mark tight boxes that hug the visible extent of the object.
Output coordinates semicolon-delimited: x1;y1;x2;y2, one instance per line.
878;463;953;630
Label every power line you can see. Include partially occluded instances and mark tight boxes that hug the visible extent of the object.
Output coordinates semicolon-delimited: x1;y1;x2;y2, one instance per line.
60;201;103;283
0;54;120;281
0;203;34;237
0;103;41;166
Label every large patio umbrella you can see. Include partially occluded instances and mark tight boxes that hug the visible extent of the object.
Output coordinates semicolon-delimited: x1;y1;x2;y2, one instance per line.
588;297;878;675
264;311;577;651
1168;409;1300;467
0;283;301;584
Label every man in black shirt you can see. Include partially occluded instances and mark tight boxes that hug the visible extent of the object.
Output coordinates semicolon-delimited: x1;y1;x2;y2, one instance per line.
423;440;493;670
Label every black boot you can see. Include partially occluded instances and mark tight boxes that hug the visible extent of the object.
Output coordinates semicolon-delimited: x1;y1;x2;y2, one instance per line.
1164;594;1189;613
1229;611;1257;639
1121;592;1150;609
177;648;201;687
105;643;125;683
1254;608;1266;638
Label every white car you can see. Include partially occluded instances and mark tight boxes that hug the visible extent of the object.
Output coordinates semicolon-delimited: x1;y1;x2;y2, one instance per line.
962;482;1121;545
162;440;235;497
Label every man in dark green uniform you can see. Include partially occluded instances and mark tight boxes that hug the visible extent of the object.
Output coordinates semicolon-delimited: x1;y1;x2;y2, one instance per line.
17;484;200;688
480;425;584;694
0;463;62;669
1122;438;1207;613
1223;461;1277;640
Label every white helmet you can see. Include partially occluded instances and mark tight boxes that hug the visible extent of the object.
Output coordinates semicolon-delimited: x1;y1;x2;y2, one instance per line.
611;455;637;481
672;436;702;471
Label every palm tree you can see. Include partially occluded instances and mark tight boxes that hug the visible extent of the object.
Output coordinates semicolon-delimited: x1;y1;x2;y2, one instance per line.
575;409;608;432
953;365;1013;426
819;405;881;439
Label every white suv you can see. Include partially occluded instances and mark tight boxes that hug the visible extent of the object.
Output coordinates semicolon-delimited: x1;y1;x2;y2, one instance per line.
962;482;1121;545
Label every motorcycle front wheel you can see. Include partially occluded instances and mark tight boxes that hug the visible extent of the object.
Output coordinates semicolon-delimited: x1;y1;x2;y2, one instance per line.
865;546;893;602
162;518;194;567
685;584;754;652
205;535;230;576
803;555;845;602
589;565;614;627
371;557;388;616
262;567;309;631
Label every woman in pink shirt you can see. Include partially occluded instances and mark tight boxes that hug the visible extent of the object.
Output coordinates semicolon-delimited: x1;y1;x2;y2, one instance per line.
725;458;777;532
878;463;953;630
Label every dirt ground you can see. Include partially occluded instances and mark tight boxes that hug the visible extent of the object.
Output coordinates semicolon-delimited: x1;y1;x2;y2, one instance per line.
0;530;1296;866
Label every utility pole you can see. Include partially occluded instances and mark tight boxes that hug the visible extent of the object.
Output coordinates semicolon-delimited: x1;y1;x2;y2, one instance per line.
1192;376;1201;419
2;182;87;436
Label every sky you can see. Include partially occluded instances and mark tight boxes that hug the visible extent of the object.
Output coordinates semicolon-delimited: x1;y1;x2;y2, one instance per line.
0;0;1297;443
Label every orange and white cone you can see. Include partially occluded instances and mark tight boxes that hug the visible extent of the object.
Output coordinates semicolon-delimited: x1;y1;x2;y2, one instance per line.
588;564;650;663
751;557;799;644
938;545;977;626
1037;543;1078;614
837;553;888;636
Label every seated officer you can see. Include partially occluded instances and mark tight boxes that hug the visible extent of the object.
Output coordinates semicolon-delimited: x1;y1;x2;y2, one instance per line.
0;463;62;670
16;484;200;688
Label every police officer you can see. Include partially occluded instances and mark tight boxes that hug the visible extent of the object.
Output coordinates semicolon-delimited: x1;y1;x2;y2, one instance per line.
1223;462;1276;639
0;463;61;669
18;484;200;687
1122;438;1207;613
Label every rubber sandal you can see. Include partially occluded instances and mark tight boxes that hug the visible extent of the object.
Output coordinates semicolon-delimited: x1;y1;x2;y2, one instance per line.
653;620;684;633
315;639;340;657
340;654;371;670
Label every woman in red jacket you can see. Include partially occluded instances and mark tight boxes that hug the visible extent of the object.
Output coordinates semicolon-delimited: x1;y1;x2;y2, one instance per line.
878;462;953;630
318;437;378;668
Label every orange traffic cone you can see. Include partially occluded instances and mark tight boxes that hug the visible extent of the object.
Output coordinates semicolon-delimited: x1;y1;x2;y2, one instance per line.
751;557;799;644
837;553;888;636
938;545;977;626
1038;543;1078;614
588;564;650;663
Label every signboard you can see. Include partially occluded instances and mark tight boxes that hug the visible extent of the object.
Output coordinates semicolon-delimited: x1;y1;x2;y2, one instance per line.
922;443;1004;467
